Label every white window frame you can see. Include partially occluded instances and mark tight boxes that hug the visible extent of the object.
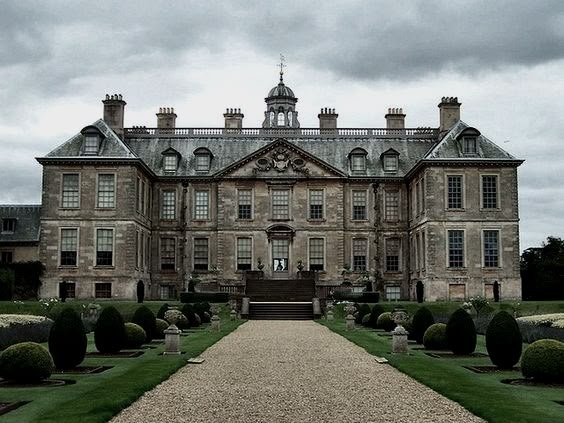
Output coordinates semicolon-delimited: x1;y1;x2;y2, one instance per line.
447;228;466;269
384;190;400;222
96;173;116;209
163;155;177;172
480;174;500;210
482;229;502;268
308;188;325;220
385;286;401;301
237;188;254;220
161;189;176;220
59;227;79;267
308;237;325;271
351;189;368;221
61;173;80;209
95;227;115;267
446;174;465;210
83;135;99;155
193;189;210;220
271;188;291;220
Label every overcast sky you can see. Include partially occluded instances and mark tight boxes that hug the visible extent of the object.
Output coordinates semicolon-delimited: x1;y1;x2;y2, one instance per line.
1;1;563;251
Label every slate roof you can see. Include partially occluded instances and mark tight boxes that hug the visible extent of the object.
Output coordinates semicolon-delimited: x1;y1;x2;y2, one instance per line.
0;205;41;244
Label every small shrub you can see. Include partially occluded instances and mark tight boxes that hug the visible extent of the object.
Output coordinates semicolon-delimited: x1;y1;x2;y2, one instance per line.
423;323;448;350
368;304;385;329
156;303;170;320
48;307;87;369
132;306;157;342
361;314;371;326
0;342;54;382
124;322;146;348
404;318;413;339
155;318;169;339
446;309;477;354
355;304;371;324
377;312;395;332
94;306;126;354
411;307;435;344
521;339;564;382
486;311;522;369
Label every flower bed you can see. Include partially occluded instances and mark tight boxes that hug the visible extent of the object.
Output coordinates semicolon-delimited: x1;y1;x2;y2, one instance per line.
0;314;53;350
516;313;564;343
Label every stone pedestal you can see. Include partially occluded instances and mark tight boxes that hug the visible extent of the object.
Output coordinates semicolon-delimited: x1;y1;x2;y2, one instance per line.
345;314;355;331
163;325;181;355
312;298;321;319
241;297;250;319
230;309;237;321
392;325;409;353
211;315;221;332
327;310;334;321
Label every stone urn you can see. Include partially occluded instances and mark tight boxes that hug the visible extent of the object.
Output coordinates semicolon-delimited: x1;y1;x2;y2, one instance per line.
163;309;183;355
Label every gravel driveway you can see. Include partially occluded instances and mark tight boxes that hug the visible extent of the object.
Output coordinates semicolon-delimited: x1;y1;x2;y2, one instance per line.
111;321;483;423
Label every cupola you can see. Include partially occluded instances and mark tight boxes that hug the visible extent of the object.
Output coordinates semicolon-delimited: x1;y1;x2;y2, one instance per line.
262;56;300;129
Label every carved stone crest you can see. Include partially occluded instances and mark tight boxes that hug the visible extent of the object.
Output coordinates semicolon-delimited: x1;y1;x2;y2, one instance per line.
272;148;290;172
254;147;310;175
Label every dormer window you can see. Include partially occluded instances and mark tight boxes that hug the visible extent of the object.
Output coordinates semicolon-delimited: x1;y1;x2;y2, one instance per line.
463;136;477;155
349;148;368;174
163;155;177;172
80;125;104;156
194;147;213;173
381;148;400;173
2;218;16;233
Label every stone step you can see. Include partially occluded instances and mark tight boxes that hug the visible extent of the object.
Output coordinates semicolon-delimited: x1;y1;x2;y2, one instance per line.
249;302;314;320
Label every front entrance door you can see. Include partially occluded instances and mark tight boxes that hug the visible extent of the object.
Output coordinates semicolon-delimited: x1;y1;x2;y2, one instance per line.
272;238;289;279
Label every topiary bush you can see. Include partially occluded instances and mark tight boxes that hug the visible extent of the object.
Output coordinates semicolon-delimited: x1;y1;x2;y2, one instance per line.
194;303;211;324
48;307;87;369
0;341;54;382
361;314;371;326
181;303;200;328
368;304;385;329
486;311;522;369
156;303;170;320
124;322;146;349
521;339;564;382
411;307;435;344
446;308;477;354
355;304;371;324
423;323;448;350
94;306;126;354
416;281;424;303
377;312;396;332
155;318;169;339
132;305;157;342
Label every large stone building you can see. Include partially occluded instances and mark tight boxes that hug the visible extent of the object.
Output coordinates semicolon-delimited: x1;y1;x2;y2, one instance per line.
36;72;523;301
0;205;41;265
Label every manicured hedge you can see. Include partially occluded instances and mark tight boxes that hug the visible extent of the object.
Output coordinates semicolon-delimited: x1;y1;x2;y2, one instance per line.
521;339;564;382
446;308;477;355
486;311;522;369
48;307;87;369
180;292;229;303
94;306;126;353
0;314;53;350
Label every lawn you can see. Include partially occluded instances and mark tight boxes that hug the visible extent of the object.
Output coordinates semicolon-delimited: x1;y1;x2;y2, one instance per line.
321;319;564;423
0;313;244;422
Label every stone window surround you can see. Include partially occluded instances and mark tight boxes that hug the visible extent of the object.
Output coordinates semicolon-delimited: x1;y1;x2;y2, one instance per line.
446;228;466;269
95;227;115;268
160;237;176;271
480;173;500;210
96;173;116;209
270;186;292;221
60;172;80;209
351;189;368;221
308;237;325;271
193;189;210;220
236;236;253;271
59;227;79;267
193;236;210;271
307;188;325;221
384;189;400;222
352;237;368;272
482;228;502;268
446;174;465;210
161;189;177;220
385;237;401;273
236;188;254;220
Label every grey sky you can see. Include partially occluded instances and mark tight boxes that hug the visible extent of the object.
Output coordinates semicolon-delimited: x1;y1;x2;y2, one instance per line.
1;1;563;251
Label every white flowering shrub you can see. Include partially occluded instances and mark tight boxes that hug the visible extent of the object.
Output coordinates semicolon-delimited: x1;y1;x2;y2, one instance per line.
0;314;54;350
516;313;564;343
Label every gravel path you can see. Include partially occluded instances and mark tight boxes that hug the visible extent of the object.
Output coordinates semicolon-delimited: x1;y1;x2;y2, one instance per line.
111;321;483;423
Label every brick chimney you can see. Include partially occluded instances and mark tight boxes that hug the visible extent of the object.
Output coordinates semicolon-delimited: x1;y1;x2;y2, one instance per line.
438;97;461;132
385;108;405;129
318;108;338;130
224;108;244;129
156;107;177;129
102;94;126;139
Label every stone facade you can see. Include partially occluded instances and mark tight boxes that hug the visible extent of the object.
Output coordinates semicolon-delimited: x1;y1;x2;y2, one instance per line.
36;78;523;301
0;205;41;265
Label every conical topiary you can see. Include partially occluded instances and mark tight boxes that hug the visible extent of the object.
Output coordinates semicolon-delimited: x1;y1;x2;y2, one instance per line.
132;305;157;342
486;311;522;369
156;303;170;320
368;304;385;329
48;306;87;369
181;303;200;328
94;306;126;353
446;308;477;355
411;307;435;344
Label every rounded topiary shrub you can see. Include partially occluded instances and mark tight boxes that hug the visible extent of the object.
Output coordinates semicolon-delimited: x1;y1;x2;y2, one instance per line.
361;314;371;326
194;303;211;323
155;318;169;339
521;339;564;382
156;303;170;320
446;308;477;355
132;306;157;342
124;322;146;349
411;307;435;344
48;306;87;369
0;342;54;382
485;311;522;369
355;304;371;324
368;304;385;329
94;306;126;354
423;323;448;350
181;304;200;328
377;312;396;332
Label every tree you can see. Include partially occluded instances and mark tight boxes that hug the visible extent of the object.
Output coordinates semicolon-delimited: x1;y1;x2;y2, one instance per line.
521;237;564;300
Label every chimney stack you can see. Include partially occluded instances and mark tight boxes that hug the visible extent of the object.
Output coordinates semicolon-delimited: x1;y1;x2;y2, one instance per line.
223;108;244;130
318;108;338;130
102;94;126;139
385;108;405;129
156;107;177;129
438;97;461;132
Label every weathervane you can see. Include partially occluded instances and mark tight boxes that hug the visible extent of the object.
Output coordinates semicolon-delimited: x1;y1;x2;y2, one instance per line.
278;54;286;82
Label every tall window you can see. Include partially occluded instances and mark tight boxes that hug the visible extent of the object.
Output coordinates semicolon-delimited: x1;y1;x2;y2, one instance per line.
309;189;324;219
62;174;79;208
193;238;209;270
97;174;115;208
163;155;177;172
277;112;285;126
96;229;113;266
352;238;367;271
237;189;252;219
483;230;499;268
140;181;146;214
83;136;99;155
161;190;176;220
385;190;399;222
288;111;293;126
463;137;477;155
269;111;275;126
60;228;78;266
194;190;209;220
195;154;210;172
160;238;175;271
272;189;290;219
482;175;498;209
352;190;367;220
448;230;465;268
309;238;324;271
447;175;463;209
237;238;252;270
385;238;400;272
351;155;366;173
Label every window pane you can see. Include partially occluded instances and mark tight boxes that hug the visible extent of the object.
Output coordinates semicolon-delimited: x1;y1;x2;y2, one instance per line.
60;228;78;266
309;238;324;271
95;283;112;298
237;238;252;270
272;189;289;219
62;174;79;208
448;230;464;268
484;230;499;267
84;136;99;155
238;189;252;219
384;155;398;171
309;189;323;219
385;238;400;272
272;239;288;271
164;155;177;172
194;238;209;270
195;155;210;172
352;190;367;220
353;238;367;271
194;190;209;219
96;229;113;266
161;190;176;220
385;190;399;221
385;286;401;300
463;137;477;155
97;174;115;208
161;238;176;270
351;155;366;172
482;175;498;209
277;112;284;126
447;176;463;209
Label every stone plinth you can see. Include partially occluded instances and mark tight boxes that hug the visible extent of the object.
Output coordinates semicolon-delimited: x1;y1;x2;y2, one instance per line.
211;315;221;332
312;298;321;319
163;325;181;355
392;326;409;353
230;309;237;321
345;314;355;331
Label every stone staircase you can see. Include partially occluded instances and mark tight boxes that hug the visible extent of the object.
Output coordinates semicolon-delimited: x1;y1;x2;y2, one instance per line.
249;302;314;320
246;278;315;320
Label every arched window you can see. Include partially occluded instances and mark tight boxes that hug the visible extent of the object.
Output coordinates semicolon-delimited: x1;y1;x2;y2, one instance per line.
288;111;293;126
193;147;213;172
277;112;285;126
269;111;275;126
